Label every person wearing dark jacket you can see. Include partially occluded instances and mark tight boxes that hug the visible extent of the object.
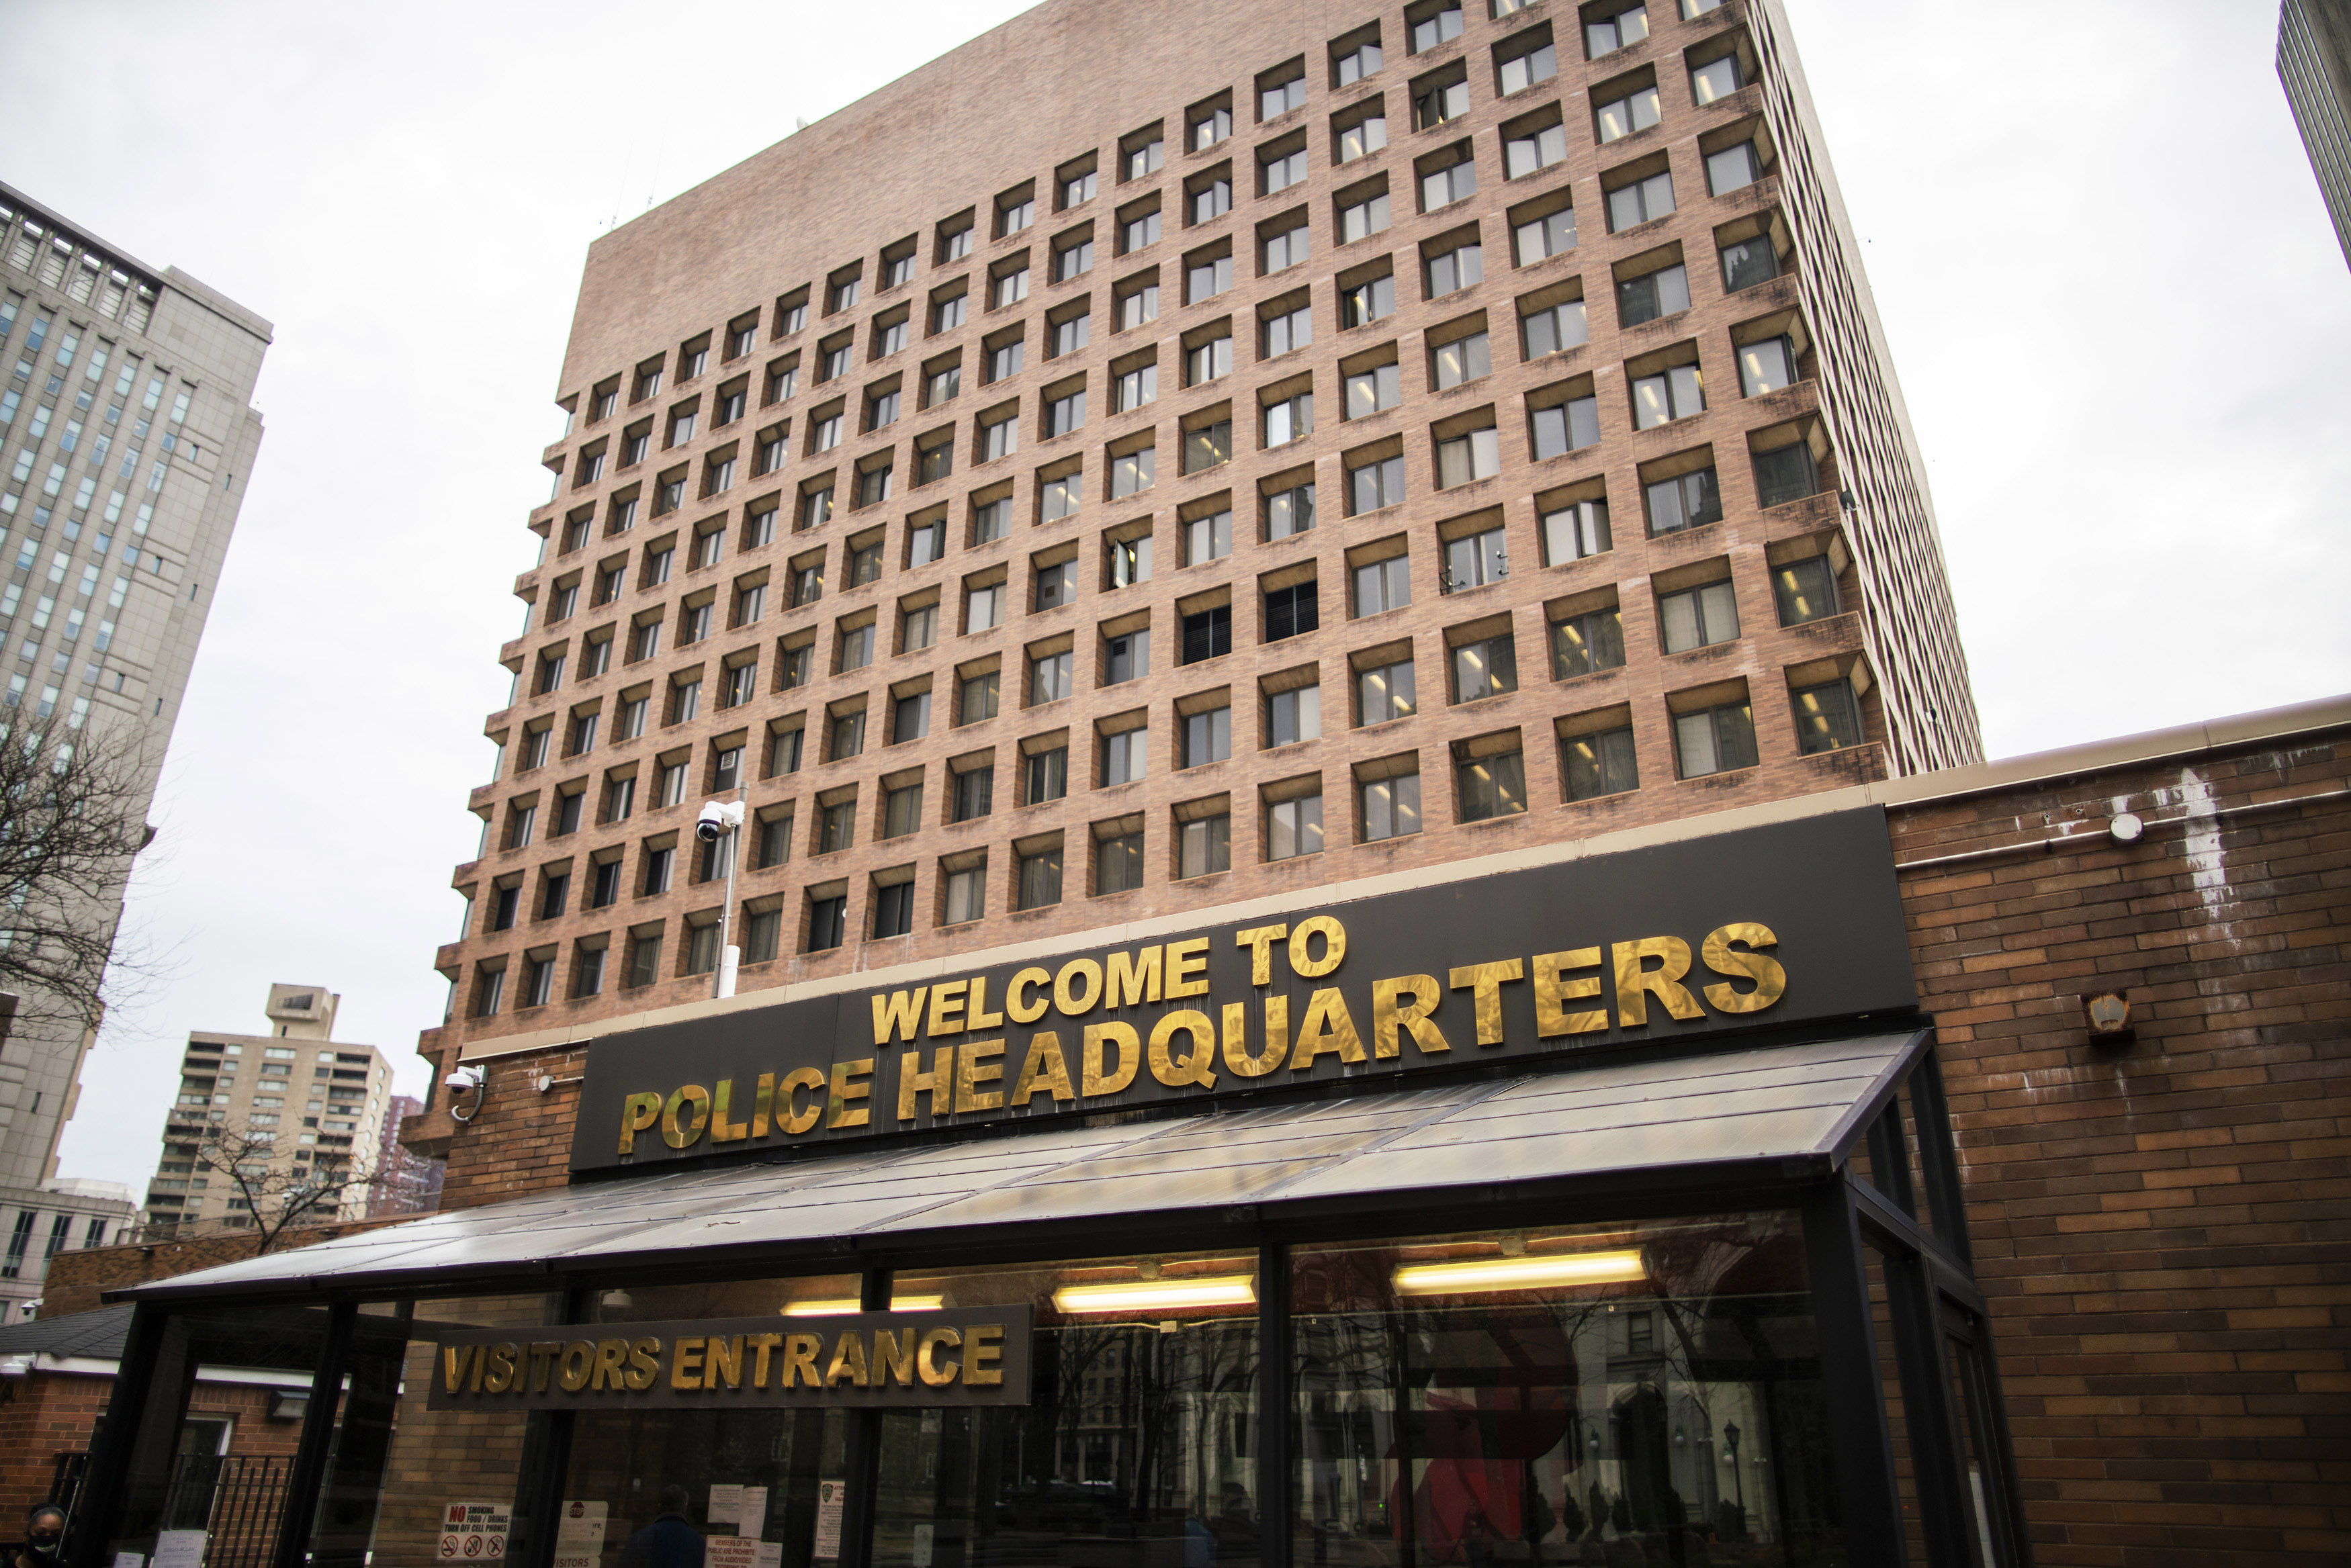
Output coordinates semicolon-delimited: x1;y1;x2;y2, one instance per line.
616;1487;705;1568
11;1506;65;1568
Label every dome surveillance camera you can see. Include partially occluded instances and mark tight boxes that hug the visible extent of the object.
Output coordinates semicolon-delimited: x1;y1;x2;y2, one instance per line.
696;800;745;843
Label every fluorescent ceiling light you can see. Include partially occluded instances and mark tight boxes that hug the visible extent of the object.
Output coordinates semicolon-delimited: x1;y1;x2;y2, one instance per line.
781;1294;946;1317
1391;1251;1646;1295
1051;1276;1257;1314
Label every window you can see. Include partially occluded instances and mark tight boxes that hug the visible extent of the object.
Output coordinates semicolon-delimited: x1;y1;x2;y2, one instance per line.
1181;605;1232;663
1267;793;1323;860
1026;745;1069;802
989;341;1025;383
1266;581;1319;641
918;433;955;484
1619;263;1691;326
1119;283;1160;330
1096;830;1145;894
1497;40;1557;95
934;295;968;335
869;389;901;430
820;798;857;852
778;646;814;691
1415;78;1470;129
1046;388;1086;436
1018;845;1064;910
967;582;1005;631
1531;392;1599;458
1422;158;1478;212
1041;471;1082;520
644;844;675;894
1721;236;1781;291
830;277;862;314
1116;361;1158;412
1552;606;1626;676
1102;726;1148;785
822;344;853;381
1359;657;1417;723
1055;238;1094;282
1261;72;1307;120
1754;441;1820;508
813;411;845;451
876;318;910;357
884;782;925;839
1457;743;1527;820
756;813;793;868
1596;85;1662;144
1341;274;1397;326
1441;524;1507;591
1675;700;1759;777
1265;390;1313;444
1180;812;1231;877
1192;177;1233;224
801;486;835;530
1063;169;1098;207
893;690;933;743
1341;191;1392;242
769;364;800;402
1660;578;1738;653
1361;770;1421;840
1349;453;1406;512
1122;209;1163;253
1707;140;1762;196
1126;136;1165;179
1411;1;1464;50
1036;559;1078;609
1563;724;1639;799
973;496;1012;543
1774;554;1840;625
808;894;848;952
1505;122;1568;178
1738;336;1797;396
953;764;995;821
1032;649;1074;704
627;934;664;988
1264;224;1311;273
1110;533;1153;586
744;909;782;966
1180;706;1234;770
1345;363;1402;418
1186;334;1233;385
1585;5;1647;56
841;621;877;670
830;707;867;759
1105;628;1149;683
981;412;1019;461
1185;508;1234;564
1515;207;1576;265
1268;684;1321;745
1337;112;1388;163
1266;482;1316;537
944;863;987;924
1543;500;1612;561
961;670;1001;722
1795;680;1864;754
1183;420;1233;473
1607;171;1675;230
1452;634;1517;701
1188;254;1235;302
1646;467;1722;534
1437;426;1501;486
942;222;975;262
1354;556;1411;616
1433;330;1490;389
1632;363;1704;428
1001;196;1036;236
1263;148;1309;194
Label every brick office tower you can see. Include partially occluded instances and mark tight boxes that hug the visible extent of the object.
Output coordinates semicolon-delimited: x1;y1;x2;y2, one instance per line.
418;0;1980;1089
0;187;269;1317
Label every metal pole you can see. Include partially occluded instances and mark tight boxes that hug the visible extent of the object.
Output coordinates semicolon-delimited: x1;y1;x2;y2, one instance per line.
269;1301;357;1568
714;783;744;999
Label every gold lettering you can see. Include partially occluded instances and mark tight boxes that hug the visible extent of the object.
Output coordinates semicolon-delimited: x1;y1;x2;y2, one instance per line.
1106;947;1164;1008
752;1072;775;1138
956;1040;1007;1113
670;1338;706;1391
1614;936;1705;1026
1701;923;1787;1014
826;1330;870;1387
625;1337;662;1391
1448;960;1525;1046
967;1323;1005;1386
710;1079;752;1142
781;1066;827;1134
1291;988;1367;1068
662;1085;711;1149
1055;958;1104;1016
1288;916;1347;978
1012;1032;1075;1105
871;987;930;1046
781;1333;824;1389
747;1332;782;1389
441;1344;477;1394
828;1059;873;1128
927;980;969;1035
1371;975;1448;1058
617;1092;662;1156
1006;967;1052;1023
872;1328;918;1387
529;1342;562;1393
592;1338;630;1391
1531;948;1607;1036
1164;937;1211;997
705;1334;744;1389
482;1342;518;1395
916;1326;963;1387
558;1340;595;1393
899;1046;954;1121
470;1339;489;1393
1082;1021;1141;1096
1235;924;1290;986
967;976;1006;1031
1149;1010;1218;1089
1222;998;1288;1076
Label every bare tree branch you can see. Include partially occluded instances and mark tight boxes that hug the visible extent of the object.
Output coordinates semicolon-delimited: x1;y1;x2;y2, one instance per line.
0;708;156;1035
180;1118;429;1254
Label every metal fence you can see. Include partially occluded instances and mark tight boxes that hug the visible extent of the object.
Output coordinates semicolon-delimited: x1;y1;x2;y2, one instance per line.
50;1451;290;1568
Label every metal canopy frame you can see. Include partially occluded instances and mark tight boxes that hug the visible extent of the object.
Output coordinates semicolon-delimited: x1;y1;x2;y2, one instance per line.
71;1027;2030;1567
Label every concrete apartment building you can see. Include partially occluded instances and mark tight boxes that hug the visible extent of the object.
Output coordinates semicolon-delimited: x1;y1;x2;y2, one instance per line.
421;0;1980;1068
0;186;269;1319
141;985;398;1236
2280;0;2351;267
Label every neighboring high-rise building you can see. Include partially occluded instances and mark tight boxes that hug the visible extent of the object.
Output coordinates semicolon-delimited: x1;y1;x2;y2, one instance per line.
2280;0;2351;267
0;1177;134;1324
0;185;270;1187
142;985;397;1236
419;0;1980;1066
368;1094;445;1217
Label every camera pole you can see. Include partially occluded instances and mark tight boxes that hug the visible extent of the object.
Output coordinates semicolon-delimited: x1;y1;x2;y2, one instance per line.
714;782;745;999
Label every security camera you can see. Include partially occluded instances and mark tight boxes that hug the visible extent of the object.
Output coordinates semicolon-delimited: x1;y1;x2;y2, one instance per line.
445;1064;484;1093
696;799;745;843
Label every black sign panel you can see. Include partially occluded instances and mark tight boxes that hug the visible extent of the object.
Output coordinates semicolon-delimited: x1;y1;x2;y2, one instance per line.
425;1307;1033;1410
568;809;1914;1172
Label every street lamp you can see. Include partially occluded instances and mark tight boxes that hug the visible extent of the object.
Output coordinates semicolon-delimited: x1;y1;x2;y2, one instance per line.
696;793;747;998
1722;1422;1746;1518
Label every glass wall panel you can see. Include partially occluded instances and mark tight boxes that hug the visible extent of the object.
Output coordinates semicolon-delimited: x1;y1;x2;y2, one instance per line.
1291;1213;1840;1561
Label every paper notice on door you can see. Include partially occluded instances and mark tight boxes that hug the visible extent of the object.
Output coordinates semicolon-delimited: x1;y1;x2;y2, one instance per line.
113;1555;145;1568
812;1481;846;1560
711;1542;783;1568
738;1487;769;1537
912;1523;934;1568
707;1485;745;1526
553;1500;608;1568
153;1535;204;1568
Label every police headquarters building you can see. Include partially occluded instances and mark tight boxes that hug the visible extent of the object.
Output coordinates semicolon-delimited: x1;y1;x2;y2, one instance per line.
70;0;2351;1563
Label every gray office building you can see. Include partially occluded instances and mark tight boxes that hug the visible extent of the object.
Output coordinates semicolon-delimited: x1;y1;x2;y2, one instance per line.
2280;0;2351;266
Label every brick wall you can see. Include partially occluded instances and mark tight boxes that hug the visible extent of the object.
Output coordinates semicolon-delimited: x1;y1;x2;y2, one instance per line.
0;1374;300;1526
38;1215;418;1320
1890;728;2351;1562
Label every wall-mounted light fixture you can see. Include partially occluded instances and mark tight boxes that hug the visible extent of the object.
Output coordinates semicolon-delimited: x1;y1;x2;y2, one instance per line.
1392;1249;1647;1295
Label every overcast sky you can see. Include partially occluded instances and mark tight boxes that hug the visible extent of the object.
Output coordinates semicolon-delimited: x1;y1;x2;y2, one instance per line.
6;0;2346;1195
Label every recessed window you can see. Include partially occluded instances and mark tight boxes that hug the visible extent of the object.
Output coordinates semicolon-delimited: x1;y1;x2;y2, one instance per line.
1184;420;1234;474
1266;581;1319;641
1036;559;1078;610
974;498;1012;543
1437;426;1501;487
1456;743;1527;821
1341;274;1397;327
1055;237;1095;283
1427;241;1482;295
1267;793;1323;860
1110;533;1153;587
1754;441;1820;508
1516;207;1577;265
1675;700;1758;778
1414;77;1470;130
1264;390;1313;446
1505;122;1568;179
1497;38;1557;96
1360;769;1421;840
1096;830;1145;894
1026;745;1069;804
1032;650;1074;704
1263;147;1309;195
1268;684;1321;745
1102;725;1149;786
1116;361;1159;412
961;670;1002;723
1738;335;1797;396
953;764;995;821
1000;196;1036;236
892;691;933;743
1063;169;1098;207
1692;54;1746;104
1552;605;1626;677
1632;363;1704;428
1596;85;1662;143
1660;578;1739;653
1774;554;1840;625
1181;605;1232;664
1422;156;1478;212
1794;680;1864;754
1532;391;1599;459
1192;104;1234;150
1045;387;1087;437
1585;5;1648;58
884;780;925;835
1542;500;1612;562
1125;136;1165;180
1346;363;1402;418
1721;236;1780;291
1563;724;1639;800
1337;111;1388;164
1179;813;1231;877
1646;467;1722;534
1264;224;1311;274
944;863;987;924
1433;330;1490;387
1267;481;1316;538
1441;524;1508;592
1105;628;1150;683
1041;471;1082;522
995;267;1031;310
1358;657;1417;723
807;894;848;952
1188;254;1235;303
1017;845;1063;910
1261;71;1308;121
1337;38;1384;85
967;582;1005;633
1112;445;1157;498
1411;3;1464;52
1349;454;1407;513
1354;556;1412;616
1185;508;1235;564
1192;175;1234;224
1525;298;1590;359
1341;191;1392;242
1118;281;1161;330
1607;171;1675;231
1452;634;1517;701
1619;263;1691;326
